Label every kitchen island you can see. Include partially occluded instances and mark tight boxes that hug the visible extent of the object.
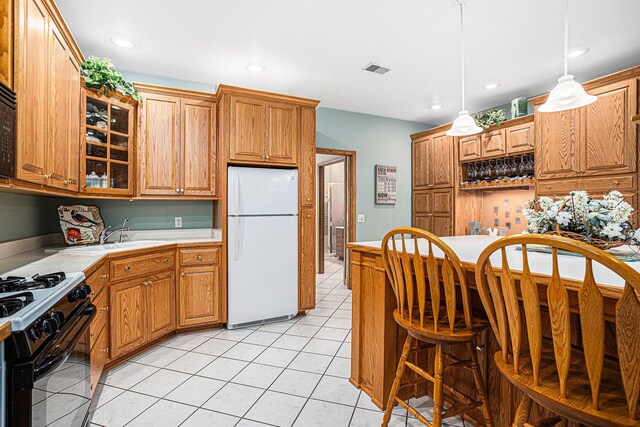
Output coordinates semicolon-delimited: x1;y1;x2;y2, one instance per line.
347;235;630;426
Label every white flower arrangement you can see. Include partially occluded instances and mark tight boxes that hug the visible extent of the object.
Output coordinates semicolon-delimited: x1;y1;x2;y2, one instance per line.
522;191;640;247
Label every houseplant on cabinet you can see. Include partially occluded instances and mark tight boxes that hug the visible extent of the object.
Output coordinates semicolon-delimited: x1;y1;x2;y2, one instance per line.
473;108;506;130
81;56;142;101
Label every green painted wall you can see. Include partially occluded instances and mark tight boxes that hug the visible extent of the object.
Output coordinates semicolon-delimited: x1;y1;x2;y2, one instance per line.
0;194;61;243
316;107;429;241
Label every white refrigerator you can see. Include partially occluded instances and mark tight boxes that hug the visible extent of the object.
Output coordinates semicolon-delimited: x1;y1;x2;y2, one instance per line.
227;166;299;328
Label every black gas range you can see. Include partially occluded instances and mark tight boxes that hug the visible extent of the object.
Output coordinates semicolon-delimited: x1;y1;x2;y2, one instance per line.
1;271;95;427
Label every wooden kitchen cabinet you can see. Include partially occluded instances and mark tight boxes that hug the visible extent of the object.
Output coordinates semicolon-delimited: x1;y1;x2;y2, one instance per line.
15;0;82;190
481;128;506;158
412;138;431;189
178;265;220;327
533;75;637;180
459;135;481;161
266;101;298;164
137;84;217;198
110;271;175;359
411;188;453;237
412;130;454;189
299;207;316;310
299;107;316;207
506;121;534;154
0;0;12;88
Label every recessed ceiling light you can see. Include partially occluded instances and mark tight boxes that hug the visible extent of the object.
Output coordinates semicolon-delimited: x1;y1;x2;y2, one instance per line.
482;82;501;90
247;64;265;73
430;103;444;110
110;36;135;49
566;47;590;58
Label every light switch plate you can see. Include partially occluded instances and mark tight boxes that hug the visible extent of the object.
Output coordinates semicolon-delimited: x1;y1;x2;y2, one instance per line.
357;214;365;223
175;217;183;228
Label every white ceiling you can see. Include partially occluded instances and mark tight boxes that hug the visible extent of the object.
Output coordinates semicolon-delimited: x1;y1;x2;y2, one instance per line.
56;0;640;125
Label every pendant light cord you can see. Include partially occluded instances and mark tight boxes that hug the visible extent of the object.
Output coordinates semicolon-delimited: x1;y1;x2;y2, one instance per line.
563;0;569;75
459;1;465;111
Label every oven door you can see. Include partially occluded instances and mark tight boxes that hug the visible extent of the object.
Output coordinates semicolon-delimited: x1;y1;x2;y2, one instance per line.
29;303;96;427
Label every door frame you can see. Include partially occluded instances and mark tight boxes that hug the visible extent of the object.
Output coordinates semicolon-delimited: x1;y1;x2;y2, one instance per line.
316;148;356;283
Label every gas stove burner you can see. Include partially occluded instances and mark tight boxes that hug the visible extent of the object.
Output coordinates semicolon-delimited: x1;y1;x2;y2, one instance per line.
0;272;66;293
0;292;34;318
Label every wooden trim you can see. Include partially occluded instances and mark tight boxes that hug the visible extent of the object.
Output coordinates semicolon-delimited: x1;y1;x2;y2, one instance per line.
412;114;534;142
41;0;84;64
410;123;452;141
216;84;320;107
529;64;640;105
133;82;216;102
632;114;640;124
317;165;325;274
0;321;11;342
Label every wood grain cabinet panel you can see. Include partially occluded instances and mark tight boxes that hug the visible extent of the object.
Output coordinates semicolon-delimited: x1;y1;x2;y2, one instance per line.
431;134;454;187
178;266;219;327
582;79;637;177
413;215;432;232
89;289;108;349
47;26;70;190
110;251;175;281
178;247;219;266
299;207;316;311
299;107;316;207
413;191;431;214
535;108;580;179
229;96;265;162
265;102;298;165
0;0;11;87
432;215;453;237
459;135;481;161
147;272;175;340
412;138;430;189
481;129;506;158
506;121;534;154
181;99;216;196
109;278;146;359
138;93;180;195
90;327;109;396
16;0;48;184
432;188;453;214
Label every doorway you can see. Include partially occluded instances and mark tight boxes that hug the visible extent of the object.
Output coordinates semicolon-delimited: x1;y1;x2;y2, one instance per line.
316;148;356;285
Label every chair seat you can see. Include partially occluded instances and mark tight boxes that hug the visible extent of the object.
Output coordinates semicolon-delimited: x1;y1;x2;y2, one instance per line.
494;344;639;427
393;309;488;343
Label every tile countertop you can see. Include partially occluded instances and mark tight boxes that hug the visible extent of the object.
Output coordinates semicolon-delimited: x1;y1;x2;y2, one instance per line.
0;229;222;277
349;235;640;290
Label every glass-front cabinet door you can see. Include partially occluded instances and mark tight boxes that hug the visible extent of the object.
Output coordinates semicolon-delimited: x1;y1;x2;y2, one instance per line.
80;88;136;196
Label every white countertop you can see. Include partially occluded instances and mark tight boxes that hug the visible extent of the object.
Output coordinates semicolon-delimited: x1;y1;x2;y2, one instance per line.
0;230;222;277
351;235;639;289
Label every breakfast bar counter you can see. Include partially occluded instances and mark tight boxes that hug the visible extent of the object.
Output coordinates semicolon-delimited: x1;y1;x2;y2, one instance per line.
347;235;630;426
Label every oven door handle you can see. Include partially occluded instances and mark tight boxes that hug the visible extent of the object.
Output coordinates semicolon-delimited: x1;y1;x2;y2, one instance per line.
33;304;96;382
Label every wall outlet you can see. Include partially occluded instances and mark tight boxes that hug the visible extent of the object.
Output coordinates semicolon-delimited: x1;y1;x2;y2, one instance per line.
174;217;183;228
357;213;365;223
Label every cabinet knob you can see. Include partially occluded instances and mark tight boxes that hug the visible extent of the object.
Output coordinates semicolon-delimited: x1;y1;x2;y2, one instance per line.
266;155;270;159
197;255;203;261
43;174;51;179
100;306;109;312
306;214;311;218
261;155;266;159
176;188;180;193
101;347;109;353
124;266;131;272
613;180;620;185
180;272;185;277
306;198;311;202
100;274;109;279
180;189;185;194
90;331;95;337
163;258;169;263
546;185;551;189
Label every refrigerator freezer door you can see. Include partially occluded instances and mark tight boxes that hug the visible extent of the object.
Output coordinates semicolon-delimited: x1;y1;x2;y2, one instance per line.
228;167;298;216
227;215;299;327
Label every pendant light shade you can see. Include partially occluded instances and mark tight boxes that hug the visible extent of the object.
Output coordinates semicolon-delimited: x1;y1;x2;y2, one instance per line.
446;0;482;137
448;110;483;136
539;0;597;113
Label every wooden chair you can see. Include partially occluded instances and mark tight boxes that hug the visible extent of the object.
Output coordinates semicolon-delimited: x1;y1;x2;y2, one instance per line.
475;234;640;427
381;227;494;427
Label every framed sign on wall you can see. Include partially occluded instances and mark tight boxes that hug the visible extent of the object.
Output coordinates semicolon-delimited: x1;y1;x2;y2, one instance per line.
375;165;397;205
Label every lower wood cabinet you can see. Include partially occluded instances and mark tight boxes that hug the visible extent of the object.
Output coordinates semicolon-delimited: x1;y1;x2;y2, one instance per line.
412;188;454;237
299;208;316;311
109;270;175;359
178;265;220;327
90;326;109;395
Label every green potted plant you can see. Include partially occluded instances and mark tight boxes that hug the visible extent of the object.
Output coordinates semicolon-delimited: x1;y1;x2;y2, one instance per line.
473;108;506;130
80;56;142;101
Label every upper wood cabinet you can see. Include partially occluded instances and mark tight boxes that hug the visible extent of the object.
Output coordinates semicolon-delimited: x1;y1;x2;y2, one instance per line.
15;0;82;191
219;85;319;167
137;84;217;198
459;135;481;161
0;0;12;88
533;75;638;180
506;121;534;154
481;129;506;158
412;130;455;189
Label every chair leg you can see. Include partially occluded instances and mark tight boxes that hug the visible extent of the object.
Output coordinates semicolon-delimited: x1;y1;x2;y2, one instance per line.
466;342;494;426
382;335;413;426
432;343;444;427
513;395;532;427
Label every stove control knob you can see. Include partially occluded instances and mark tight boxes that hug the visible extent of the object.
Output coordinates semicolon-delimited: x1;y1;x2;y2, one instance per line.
69;285;91;302
41;317;59;336
51;311;65;325
28;325;42;342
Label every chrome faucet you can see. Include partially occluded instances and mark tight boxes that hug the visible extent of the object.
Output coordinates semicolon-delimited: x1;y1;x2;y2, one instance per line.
99;217;130;244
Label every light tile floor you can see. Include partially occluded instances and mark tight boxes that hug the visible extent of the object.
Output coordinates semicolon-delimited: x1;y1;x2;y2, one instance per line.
89;255;465;427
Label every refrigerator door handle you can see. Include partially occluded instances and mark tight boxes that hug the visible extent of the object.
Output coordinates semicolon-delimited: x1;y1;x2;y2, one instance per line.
234;216;240;261
234;169;240;217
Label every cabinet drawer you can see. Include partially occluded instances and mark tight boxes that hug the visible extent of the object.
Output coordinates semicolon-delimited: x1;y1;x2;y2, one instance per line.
110;251;175;281
90;289;108;349
179;247;219;266
86;262;109;298
537;175;636;196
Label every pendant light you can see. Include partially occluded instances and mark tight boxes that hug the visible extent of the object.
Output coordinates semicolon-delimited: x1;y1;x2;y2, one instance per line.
539;0;596;113
446;0;482;137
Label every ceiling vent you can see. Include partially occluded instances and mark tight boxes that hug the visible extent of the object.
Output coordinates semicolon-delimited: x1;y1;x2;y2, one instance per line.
363;63;390;75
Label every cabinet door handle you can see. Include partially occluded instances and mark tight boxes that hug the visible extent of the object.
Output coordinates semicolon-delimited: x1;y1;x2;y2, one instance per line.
90;331;95;337
99;274;109;279
100;306;109;312
100;347;109;353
